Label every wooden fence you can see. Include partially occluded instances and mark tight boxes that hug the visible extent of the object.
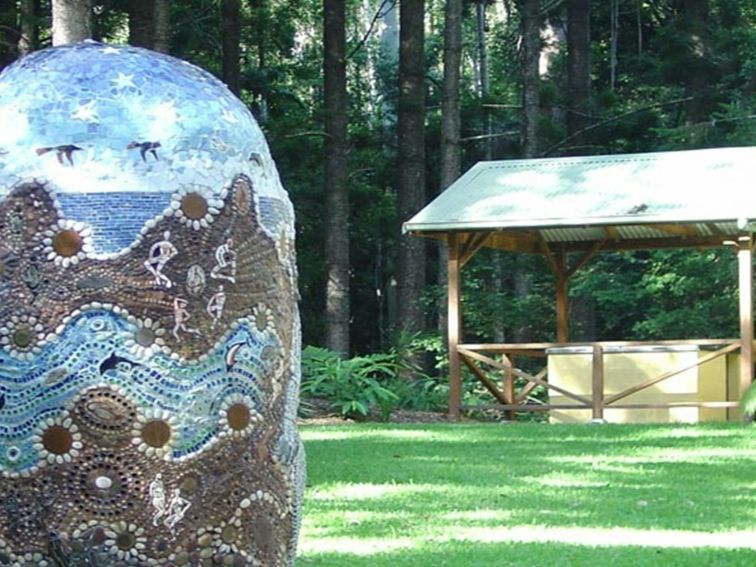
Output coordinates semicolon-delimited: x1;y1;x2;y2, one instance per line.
456;339;746;420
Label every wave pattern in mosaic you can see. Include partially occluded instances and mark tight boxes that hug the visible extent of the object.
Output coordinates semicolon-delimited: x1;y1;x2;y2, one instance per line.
0;42;302;567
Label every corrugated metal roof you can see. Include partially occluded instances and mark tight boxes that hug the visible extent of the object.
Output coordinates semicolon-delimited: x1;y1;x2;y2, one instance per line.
404;147;756;236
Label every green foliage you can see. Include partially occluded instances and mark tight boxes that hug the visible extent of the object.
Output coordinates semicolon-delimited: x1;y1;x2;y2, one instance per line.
15;0;756;358
301;346;399;419
742;381;756;417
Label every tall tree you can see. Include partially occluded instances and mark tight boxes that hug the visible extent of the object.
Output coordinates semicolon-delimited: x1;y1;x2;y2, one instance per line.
52;0;93;45
221;0;241;94
0;0;16;69
323;0;350;355
153;0;170;53
438;0;463;336
566;0;590;137
440;0;462;206
18;0;39;55
127;0;155;48
126;1;169;53
396;0;426;336
250;0;268;121
681;0;711;123
521;0;540;157
475;0;491;159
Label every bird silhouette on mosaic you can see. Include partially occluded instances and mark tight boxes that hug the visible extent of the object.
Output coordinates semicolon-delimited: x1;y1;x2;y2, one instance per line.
127;141;161;161
35;145;83;166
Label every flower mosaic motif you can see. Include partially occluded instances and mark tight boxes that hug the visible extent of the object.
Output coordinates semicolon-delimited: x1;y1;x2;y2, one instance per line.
0;42;303;566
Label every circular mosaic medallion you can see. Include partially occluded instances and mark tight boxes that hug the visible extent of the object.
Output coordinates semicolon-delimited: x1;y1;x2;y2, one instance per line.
12;327;34;348
181;193;209;220
135;326;156;347
227;403;251;431
141;420;171;448
52;229;83;257
42;425;74;455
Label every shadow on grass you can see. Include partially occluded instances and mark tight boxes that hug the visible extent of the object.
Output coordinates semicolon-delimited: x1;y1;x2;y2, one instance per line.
298;423;756;565
304;425;756;537
297;540;756;567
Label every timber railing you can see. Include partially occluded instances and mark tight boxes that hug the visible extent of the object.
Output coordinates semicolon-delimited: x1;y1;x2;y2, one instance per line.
456;339;745;420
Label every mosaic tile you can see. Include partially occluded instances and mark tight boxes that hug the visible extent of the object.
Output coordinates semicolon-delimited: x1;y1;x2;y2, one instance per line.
0;43;302;566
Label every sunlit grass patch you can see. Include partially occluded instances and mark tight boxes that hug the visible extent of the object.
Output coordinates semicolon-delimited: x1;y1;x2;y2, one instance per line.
296;423;756;566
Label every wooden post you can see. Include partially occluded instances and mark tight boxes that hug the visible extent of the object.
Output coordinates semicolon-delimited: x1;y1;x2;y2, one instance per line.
592;343;604;421
448;233;462;421
738;236;754;417
556;275;569;343
503;354;516;421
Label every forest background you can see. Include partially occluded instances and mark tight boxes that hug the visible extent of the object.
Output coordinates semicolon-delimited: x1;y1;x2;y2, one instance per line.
2;0;756;392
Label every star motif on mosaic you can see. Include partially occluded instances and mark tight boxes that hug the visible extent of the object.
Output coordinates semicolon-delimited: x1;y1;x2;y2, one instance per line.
71;101;99;123
221;110;239;124
101;45;121;55
112;72;136;90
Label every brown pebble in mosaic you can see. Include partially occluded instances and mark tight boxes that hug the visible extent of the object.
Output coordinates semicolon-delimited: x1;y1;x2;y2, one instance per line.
141;420;171;448
181;193;209;220
227;403;250;431
52;229;83;257
42;425;74;455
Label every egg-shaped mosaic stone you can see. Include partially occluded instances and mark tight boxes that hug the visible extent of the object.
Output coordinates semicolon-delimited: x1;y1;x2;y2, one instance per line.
0;41;303;566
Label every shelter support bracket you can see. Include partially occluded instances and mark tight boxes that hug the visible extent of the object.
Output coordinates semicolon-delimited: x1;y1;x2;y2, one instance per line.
540;239;606;343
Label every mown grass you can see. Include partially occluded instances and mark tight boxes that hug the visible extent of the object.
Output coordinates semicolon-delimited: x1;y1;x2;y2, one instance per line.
295;423;756;566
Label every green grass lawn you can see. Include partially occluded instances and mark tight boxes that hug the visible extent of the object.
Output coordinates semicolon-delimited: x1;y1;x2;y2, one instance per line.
295;422;756;566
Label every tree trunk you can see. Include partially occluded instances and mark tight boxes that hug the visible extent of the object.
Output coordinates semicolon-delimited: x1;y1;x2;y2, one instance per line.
250;0;267;122
476;0;491;159
566;0;590;137
222;0;241;95
0;0;16;69
323;0;350;356
52;0;92;46
128;0;155;48
18;0;39;55
610;0;619;90
153;0;170;53
682;0;710;123
396;0;426;336
438;0;463;338
379;0;399;140
521;0;540;158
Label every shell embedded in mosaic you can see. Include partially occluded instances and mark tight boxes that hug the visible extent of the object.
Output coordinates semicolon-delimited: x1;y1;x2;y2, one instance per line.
0;41;303;566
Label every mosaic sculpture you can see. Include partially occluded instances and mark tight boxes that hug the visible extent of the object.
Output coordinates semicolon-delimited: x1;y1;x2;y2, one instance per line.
0;41;304;566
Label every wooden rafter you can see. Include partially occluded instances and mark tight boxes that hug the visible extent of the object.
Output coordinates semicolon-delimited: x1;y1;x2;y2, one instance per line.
562;234;730;253
705;223;723;235
651;223;699;237
604;226;621;240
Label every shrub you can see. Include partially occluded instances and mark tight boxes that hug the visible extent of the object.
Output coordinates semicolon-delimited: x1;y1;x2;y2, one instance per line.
301;346;399;420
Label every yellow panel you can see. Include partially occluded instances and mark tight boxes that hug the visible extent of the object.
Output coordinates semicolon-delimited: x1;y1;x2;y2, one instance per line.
548;349;733;424
727;353;742;421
